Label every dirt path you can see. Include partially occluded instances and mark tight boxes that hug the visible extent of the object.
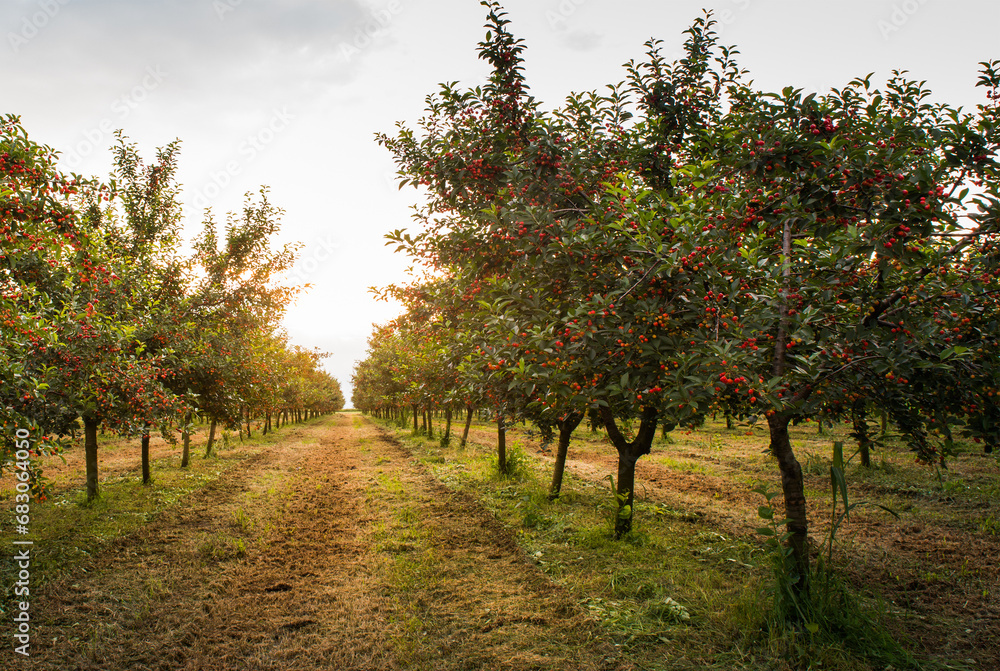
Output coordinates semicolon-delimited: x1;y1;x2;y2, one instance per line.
12;414;621;671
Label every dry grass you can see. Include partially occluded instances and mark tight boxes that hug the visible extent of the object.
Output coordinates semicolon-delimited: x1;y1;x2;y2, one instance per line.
0;415;626;670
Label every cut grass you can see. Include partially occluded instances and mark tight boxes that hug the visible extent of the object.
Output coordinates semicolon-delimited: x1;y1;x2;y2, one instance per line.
387;424;776;668
0;420;301;618
377;414;995;670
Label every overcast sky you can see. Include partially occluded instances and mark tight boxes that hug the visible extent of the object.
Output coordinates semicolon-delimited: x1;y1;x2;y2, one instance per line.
3;0;998;405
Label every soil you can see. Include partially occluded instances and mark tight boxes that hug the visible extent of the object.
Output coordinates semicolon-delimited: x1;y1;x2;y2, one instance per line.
6;415;624;670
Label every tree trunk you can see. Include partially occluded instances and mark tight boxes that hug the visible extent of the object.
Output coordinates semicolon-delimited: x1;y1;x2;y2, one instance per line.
497;411;508;475
853;401;873;468
549;412;583;499
413;404;419;433
141;425;151;485
589;408;600;433
766;217;810;598
442;406;452;446
600;406;659;538
84;415;100;502
726;412;734;430
460;405;473;449
181;411;192;468
205;419;217;458
767;412;810;596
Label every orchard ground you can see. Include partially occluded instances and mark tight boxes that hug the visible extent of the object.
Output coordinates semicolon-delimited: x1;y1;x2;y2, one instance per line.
0;412;997;670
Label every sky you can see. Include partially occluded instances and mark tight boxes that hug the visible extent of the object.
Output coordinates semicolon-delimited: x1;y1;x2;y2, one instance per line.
3;0;998;406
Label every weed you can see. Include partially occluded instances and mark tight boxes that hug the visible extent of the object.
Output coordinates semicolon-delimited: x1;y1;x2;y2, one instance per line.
231;507;253;533
375;472;405;496
802;451;827;476
197;533;247;561
494;445;529;480
977;513;1000;536
658;456;708;473
941;477;968;495
143;577;171;601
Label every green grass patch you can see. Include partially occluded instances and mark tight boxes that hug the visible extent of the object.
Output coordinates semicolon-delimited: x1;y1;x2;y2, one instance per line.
372;415;969;670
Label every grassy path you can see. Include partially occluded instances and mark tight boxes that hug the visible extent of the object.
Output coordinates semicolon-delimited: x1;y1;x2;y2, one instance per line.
5;414;619;670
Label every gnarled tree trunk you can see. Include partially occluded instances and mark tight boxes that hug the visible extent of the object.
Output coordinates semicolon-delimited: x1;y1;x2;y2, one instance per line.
600;406;658;538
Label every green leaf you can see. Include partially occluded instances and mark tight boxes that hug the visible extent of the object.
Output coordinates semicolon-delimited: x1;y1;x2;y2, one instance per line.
874;503;900;519
758;505;774;520
831;465;849;517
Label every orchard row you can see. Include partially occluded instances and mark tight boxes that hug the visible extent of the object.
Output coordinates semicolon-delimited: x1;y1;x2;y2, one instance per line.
354;2;1000;606
1;115;344;502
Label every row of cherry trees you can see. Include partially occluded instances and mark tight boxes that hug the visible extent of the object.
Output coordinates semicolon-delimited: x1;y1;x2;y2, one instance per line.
354;2;1000;600
1;115;344;501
